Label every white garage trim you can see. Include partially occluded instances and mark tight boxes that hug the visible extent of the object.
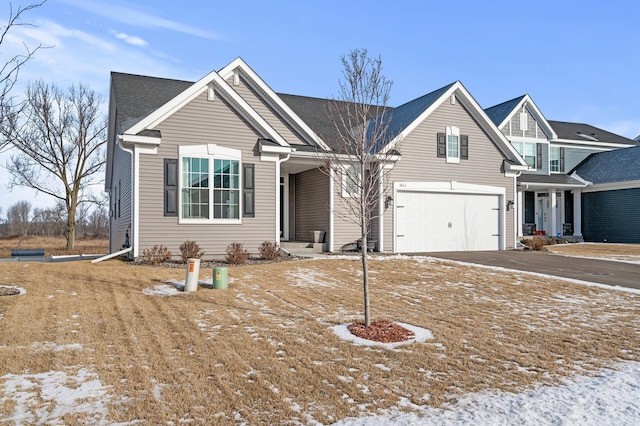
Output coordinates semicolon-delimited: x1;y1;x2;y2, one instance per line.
393;181;506;253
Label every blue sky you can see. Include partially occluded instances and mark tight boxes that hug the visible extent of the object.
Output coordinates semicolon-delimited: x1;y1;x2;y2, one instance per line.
1;0;639;210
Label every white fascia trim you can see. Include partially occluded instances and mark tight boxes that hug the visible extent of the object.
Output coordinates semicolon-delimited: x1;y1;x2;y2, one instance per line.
125;69;288;147
569;172;591;186
383;82;527;167
497;95;558;140
510;137;549;144
259;142;295;154
581;179;640;193
119;134;161;146
220;57;330;150
504;161;529;172
552;139;635;149
395;181;506;196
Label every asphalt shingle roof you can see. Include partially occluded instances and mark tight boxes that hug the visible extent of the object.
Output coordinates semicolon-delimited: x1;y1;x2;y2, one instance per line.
111;72;193;132
548;121;638;145
484;95;526;127
571;145;640;184
518;174;586;186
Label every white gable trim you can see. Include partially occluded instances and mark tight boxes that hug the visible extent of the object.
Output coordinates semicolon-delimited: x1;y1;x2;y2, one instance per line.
219;57;331;151
124;69;289;147
497;95;558;140
383;82;526;167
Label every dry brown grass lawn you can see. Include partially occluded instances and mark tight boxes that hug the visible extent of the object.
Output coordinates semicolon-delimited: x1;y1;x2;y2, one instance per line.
0;236;108;258
546;242;640;262
1;252;638;424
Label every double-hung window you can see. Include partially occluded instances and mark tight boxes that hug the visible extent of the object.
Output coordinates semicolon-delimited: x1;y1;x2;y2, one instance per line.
179;144;242;223
446;126;460;163
550;147;560;172
512;141;536;169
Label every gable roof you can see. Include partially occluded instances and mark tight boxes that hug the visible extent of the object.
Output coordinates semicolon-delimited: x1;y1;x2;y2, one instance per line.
383;83;455;141
379;81;526;166
484;95;526;128
219;58;329;150
111;72;192;132
484;94;557;140
571;145;640;184
549;121;638;146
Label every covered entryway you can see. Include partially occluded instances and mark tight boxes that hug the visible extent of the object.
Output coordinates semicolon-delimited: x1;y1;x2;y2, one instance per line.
394;182;504;253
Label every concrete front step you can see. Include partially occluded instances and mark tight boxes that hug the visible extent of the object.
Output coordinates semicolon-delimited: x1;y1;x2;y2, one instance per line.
281;241;327;255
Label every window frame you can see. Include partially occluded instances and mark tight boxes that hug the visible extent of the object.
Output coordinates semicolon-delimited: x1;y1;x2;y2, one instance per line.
512;141;537;169
178;144;242;224
549;146;560;173
446;126;460;163
341;164;361;198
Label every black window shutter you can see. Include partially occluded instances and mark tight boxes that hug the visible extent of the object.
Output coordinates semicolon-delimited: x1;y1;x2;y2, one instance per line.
243;163;255;217
164;159;178;217
437;133;446;158
536;143;542;169
559;147;565;172
460;135;469;160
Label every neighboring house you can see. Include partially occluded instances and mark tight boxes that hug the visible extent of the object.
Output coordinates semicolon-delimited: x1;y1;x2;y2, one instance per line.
485;95;638;239
570;145;640;243
106;57;526;258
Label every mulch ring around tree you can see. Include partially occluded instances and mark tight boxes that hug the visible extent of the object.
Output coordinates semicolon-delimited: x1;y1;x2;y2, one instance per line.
348;320;415;343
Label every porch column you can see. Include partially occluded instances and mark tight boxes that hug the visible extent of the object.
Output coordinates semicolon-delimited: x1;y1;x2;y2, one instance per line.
573;190;582;237
550;189;557;237
516;189;524;237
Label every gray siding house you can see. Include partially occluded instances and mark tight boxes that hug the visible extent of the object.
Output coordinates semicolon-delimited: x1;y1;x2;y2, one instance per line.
485;95;638;239
106;58;527;258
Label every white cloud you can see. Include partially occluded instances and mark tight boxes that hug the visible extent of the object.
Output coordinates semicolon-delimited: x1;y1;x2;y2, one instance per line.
112;32;148;47
58;0;224;40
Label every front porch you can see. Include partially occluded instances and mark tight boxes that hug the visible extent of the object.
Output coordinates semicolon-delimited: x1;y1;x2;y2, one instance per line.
516;174;587;240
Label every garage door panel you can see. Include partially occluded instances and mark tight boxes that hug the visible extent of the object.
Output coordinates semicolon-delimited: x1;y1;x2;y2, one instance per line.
396;191;501;253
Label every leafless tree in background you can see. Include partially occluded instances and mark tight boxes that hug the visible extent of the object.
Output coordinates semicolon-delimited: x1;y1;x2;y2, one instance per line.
0;81;107;251
0;1;47;151
319;48;399;327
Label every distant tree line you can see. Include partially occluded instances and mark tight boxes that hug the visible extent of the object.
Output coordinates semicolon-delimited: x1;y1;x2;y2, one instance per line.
0;200;108;238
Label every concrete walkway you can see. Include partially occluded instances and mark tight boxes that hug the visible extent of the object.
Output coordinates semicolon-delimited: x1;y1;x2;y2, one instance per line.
421;250;640;290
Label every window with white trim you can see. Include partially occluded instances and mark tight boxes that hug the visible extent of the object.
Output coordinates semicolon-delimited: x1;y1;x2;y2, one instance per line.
550;147;560;172
342;164;360;197
179;145;242;223
446;126;460;163
512;141;536;169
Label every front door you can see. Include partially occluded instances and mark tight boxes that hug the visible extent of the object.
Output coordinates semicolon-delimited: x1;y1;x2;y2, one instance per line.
536;193;550;234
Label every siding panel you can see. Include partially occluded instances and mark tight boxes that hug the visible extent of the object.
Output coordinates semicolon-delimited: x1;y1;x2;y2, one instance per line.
582;188;640;243
136;91;277;257
294;168;330;242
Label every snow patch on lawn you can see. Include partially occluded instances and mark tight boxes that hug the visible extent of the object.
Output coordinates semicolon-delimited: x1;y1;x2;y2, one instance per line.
331;361;640;425
0;368;121;425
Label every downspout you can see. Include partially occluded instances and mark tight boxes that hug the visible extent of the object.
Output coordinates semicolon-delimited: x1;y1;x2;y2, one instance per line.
118;136;135;259
377;162;384;252
276;153;291;244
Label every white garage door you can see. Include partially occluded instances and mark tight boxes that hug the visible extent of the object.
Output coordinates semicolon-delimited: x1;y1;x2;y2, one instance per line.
395;191;501;253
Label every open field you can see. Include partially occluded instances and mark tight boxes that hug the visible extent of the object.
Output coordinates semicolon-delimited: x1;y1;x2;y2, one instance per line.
0;253;638;424
0;236;109;258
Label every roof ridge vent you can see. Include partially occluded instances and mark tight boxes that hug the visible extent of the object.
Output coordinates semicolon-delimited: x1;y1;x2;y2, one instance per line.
576;131;599;141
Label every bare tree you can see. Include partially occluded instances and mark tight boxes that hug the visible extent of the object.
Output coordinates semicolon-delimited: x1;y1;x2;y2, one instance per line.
6;199;30;235
0;1;47;150
320;49;398;327
0;80;107;251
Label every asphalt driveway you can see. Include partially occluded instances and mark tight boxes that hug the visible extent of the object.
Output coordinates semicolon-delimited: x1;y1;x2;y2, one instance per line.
421;250;640;290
